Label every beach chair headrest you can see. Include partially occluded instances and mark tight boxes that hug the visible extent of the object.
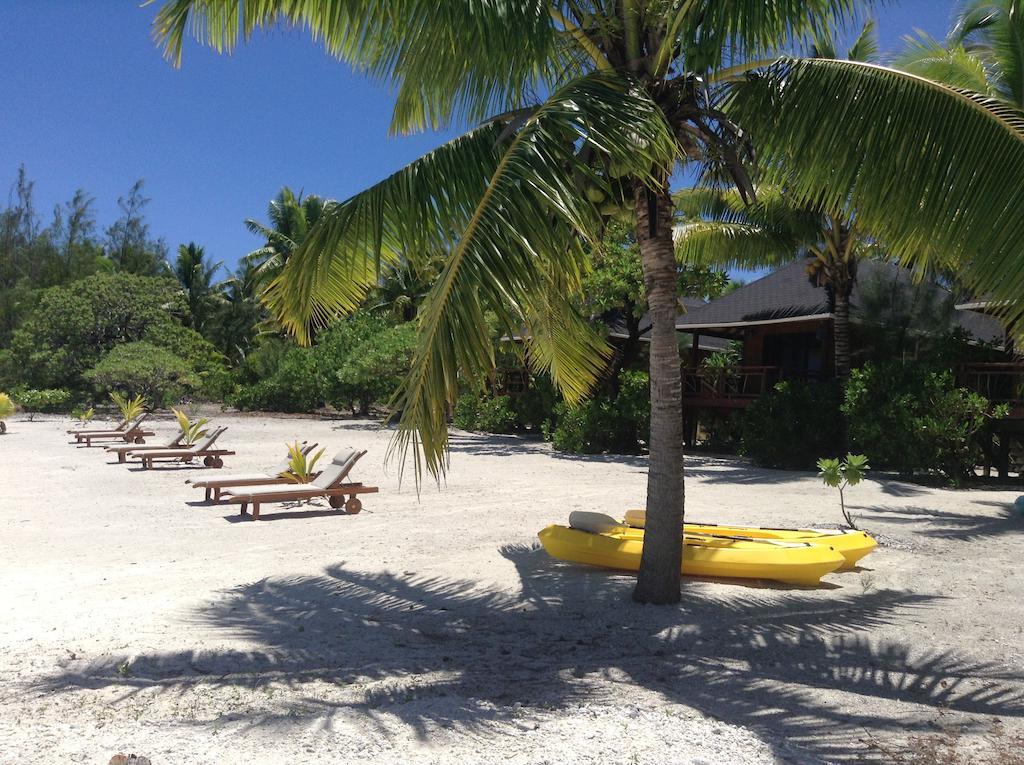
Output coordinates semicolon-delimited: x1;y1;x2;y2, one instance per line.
568;511;621;535
312;449;365;489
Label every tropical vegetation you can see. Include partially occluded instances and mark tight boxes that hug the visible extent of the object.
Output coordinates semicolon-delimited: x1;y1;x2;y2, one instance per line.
149;0;1024;604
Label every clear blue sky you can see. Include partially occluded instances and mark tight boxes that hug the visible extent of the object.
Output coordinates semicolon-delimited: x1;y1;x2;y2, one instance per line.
1;1;957;276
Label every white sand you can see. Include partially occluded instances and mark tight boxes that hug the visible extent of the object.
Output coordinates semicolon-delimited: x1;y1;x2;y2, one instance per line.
1;412;1022;764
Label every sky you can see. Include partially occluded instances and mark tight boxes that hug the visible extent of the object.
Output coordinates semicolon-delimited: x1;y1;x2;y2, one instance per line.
1;1;960;276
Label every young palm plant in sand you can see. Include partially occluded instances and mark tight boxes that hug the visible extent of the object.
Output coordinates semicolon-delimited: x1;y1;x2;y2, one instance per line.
154;1;1024;603
110;392;147;424
172;408;210;446
0;393;15;434
282;442;326;483
818;454;870;529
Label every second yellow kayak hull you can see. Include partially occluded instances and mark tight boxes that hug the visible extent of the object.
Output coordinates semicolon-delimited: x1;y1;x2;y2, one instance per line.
537;524;846;586
622;509;876;570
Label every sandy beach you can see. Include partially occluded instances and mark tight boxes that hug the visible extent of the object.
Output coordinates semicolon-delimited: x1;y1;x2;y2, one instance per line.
1;412;1022;764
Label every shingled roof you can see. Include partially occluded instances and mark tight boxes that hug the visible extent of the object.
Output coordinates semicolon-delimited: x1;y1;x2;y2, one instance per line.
675;258;1006;345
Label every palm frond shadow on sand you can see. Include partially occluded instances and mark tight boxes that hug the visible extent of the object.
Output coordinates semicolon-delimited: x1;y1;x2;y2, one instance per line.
44;545;1024;761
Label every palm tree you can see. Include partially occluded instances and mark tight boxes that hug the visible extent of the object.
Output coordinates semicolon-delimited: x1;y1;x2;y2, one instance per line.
244;187;326;291
154;1;1024;604
213;259;266;363
674;186;881;379
894;0;1024;106
174;241;222;333
677;22;883;380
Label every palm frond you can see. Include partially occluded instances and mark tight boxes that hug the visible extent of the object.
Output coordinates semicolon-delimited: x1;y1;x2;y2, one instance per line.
727;57;1024;330
891;33;996;96
674;221;799;270
151;0;567;133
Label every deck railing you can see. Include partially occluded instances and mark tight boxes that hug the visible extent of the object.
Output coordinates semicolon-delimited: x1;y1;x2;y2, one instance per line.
682;366;781;405
958;363;1024;414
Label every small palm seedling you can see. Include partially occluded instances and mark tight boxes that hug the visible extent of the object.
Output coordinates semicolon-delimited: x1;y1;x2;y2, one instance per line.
172;408;210;446
282;442;325;483
817;454;870;529
110;391;147;423
0;392;15;434
72;406;95;427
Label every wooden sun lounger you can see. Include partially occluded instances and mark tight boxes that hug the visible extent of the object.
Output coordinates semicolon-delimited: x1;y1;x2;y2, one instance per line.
134;427;234;469
188;441;319;501
68;417;128;436
76;414;154;446
106;432;187;463
223;449;377;519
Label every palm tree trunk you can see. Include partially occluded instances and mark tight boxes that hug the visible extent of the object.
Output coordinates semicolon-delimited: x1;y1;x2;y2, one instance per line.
833;291;852;378
632;180;684;605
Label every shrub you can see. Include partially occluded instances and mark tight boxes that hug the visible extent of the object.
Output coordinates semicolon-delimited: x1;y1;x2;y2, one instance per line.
842;361;1003;483
547;370;650;454
85;342;195;406
8;272;187;391
329;322;416;415
740;380;843;469
141;322;232;400
13;387;73;415
454;392;519;434
229;346;322;413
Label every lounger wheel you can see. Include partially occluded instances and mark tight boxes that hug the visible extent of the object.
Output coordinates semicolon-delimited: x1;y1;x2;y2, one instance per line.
203;455;214;466
212;456;224;468
344;498;362;514
134;436;145;444
329;495;346;509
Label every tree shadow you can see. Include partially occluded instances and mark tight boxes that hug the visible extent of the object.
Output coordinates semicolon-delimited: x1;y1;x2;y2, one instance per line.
853;504;1023;540
42;545;1023;761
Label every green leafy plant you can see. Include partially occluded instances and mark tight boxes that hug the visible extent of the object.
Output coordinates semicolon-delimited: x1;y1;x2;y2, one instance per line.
0;392;15;434
282;442;325;483
110;391;147;423
14;388;73;419
842;362;1007;483
72;406;95;426
741;381;843;469
700;346;741;389
172;407;210;446
817;454;870;529
85;341;196;407
547;370;650;455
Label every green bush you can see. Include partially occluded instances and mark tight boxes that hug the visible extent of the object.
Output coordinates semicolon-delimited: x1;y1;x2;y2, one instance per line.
326;321;416;415
547;370;650;454
842;361;1002;483
229;347;322;413
141;322;232;400
13;387;73;414
84;341;196;407
740;380;843;469
454;392;519;433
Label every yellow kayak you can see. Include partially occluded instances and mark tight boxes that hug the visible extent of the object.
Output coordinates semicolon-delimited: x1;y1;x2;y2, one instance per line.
538;514;846;586
622;509;876;570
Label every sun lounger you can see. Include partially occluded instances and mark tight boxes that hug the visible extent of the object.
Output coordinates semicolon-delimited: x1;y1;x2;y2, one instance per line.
223;449;377;519
76;413;154;446
68;417;128;436
134;426;234;469
187;441;320;501
106;431;188;463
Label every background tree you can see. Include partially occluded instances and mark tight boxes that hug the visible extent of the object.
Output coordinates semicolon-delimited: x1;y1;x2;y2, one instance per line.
105;180;170;276
894;0;1024;106
157;0;1024;604
244;186;326;290
584;221;728;391
174;241;222;333
674;185;882;378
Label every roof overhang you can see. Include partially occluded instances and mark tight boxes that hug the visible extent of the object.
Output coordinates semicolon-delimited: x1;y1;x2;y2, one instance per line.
675;313;834;332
